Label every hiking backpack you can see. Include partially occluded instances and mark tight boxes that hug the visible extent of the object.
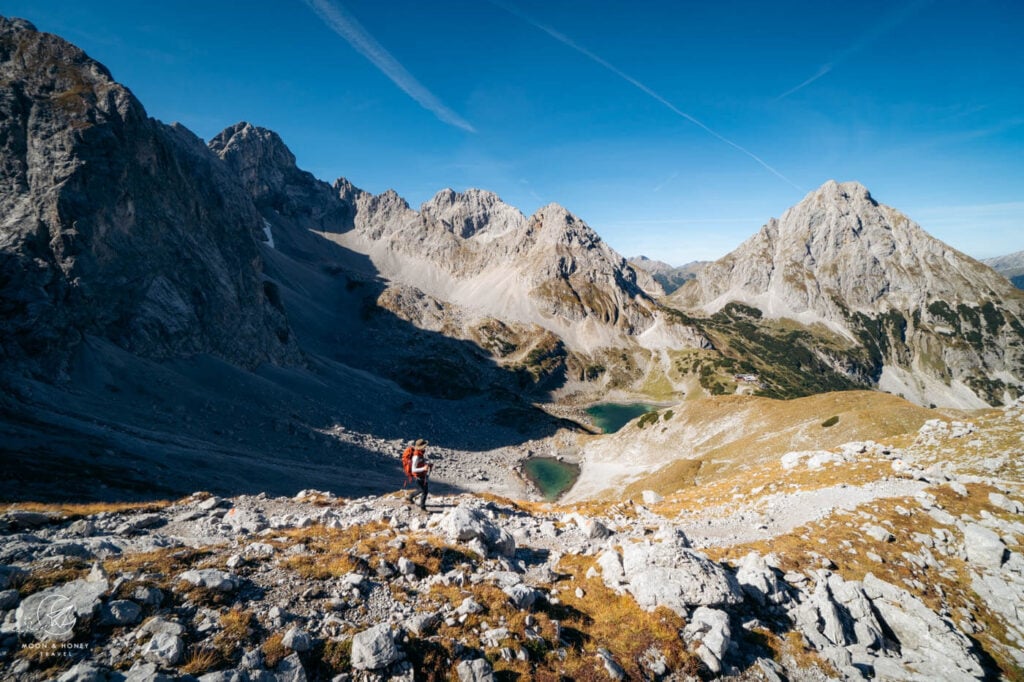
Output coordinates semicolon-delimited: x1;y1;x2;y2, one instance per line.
402;446;424;482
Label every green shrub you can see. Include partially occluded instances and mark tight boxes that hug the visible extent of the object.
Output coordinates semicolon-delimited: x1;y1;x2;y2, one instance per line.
637;412;660;429
821;415;839;428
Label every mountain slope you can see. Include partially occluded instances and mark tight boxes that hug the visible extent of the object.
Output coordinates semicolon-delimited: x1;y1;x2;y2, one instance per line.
331;183;709;355
0;18;299;379
983;250;1024;290
0;18;571;502
671;180;1024;408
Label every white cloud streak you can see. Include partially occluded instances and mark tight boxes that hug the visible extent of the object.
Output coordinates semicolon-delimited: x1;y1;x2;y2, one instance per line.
776;0;933;99
490;1;803;193
303;0;475;132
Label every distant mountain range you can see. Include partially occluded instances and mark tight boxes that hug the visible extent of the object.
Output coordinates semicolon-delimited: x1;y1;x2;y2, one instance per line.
983;250;1024;290
1;16;1023;499
628;256;708;294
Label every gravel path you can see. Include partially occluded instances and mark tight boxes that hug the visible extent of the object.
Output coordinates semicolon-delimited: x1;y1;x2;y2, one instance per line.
679;479;929;548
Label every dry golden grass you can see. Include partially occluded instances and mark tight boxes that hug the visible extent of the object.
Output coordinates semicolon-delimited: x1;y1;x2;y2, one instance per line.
4;499;173;520
180;646;225;675
417;553;698;679
211;608;256;658
262;632;288;669
278;520;477;587
15;560;90;595
103;546;216;584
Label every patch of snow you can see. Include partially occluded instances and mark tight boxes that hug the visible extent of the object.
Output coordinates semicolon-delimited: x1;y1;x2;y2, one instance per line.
262;220;275;249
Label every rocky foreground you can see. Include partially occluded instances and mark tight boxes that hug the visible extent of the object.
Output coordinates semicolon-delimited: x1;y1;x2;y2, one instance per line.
2;404;1024;681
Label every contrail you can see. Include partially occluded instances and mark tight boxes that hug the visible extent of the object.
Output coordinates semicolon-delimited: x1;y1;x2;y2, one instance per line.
303;0;475;133
490;0;803;193
777;0;933;100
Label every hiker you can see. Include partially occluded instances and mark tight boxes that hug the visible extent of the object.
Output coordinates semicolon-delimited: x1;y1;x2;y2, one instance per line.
403;439;432;510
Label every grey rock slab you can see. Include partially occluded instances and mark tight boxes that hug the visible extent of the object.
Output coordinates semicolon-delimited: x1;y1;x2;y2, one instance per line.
351;623;403;670
962;523;1006;568
15;573;109;641
276;653;308;682
177;568;240;592
56;661;113;682
438;504;515;557
503;583;539;611
862;573;984;679
456;657;496;682
123;661;174;682
614;541;743;613
141;631;185;665
198;672;245;682
101;599;142;626
137;616;185;638
683;606;731;675
282;626;313;652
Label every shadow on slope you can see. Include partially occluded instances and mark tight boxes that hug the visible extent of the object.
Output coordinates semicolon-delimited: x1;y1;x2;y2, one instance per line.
0;232;580;503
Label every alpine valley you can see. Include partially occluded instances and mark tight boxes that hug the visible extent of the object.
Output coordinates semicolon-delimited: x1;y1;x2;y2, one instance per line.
2;16;1024;682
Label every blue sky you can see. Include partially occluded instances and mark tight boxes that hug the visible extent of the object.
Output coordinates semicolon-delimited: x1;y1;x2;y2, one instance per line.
7;1;1024;263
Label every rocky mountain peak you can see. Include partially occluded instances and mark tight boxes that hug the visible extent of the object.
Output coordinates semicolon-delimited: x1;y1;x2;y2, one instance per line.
0;17;299;375
209;121;351;237
209;122;298;181
420;187;526;239
673;180;1024;407
0;15;144;128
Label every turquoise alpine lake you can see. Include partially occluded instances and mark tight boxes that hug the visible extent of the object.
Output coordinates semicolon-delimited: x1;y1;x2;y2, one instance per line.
522;457;580;501
586;402;658;433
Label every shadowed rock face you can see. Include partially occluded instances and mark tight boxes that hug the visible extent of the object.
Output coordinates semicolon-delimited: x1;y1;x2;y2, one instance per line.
0;17;299;379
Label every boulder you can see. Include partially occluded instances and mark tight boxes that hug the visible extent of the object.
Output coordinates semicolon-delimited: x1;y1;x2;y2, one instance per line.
862;573;984;679
123;661;174;682
963;523;1006;569
734;552;788;606
101;599;143;626
137;616;185;638
275;653;308;682
456;657;496;682
15;573;109;641
282;626;313;652
683;606;731;675
603;538;743;613
224;507;267;533
141;631;185;666
351;623;403;670
177;568;239;592
56;661;112;682
503;583;540;611
438;504;515;557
